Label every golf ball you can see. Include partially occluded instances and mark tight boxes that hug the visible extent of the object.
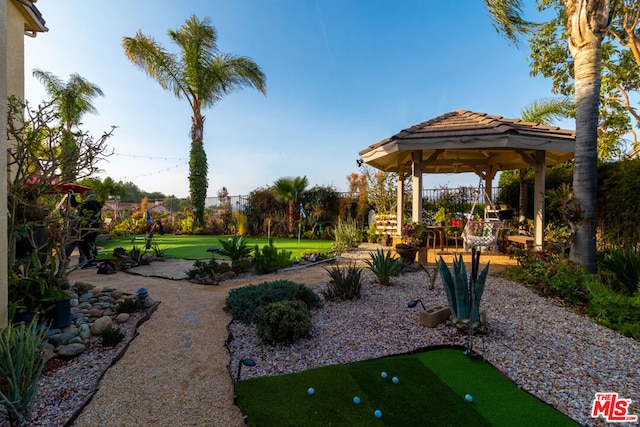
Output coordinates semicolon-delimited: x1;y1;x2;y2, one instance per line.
381;371;388;379
308;387;315;395
392;376;399;384
374;409;382;418
353;396;361;404
465;394;473;402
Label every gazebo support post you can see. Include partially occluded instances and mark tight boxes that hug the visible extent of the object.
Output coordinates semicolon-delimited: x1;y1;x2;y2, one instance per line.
397;173;404;236
411;151;423;224
533;150;546;250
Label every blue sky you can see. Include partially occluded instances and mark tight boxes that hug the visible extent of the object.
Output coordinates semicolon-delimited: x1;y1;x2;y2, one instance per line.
24;1;570;198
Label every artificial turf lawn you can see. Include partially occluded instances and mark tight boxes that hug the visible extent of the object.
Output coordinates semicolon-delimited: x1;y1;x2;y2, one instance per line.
234;349;579;427
96;235;334;260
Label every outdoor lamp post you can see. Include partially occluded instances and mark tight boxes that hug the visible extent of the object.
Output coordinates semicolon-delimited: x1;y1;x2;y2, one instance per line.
237;358;256;381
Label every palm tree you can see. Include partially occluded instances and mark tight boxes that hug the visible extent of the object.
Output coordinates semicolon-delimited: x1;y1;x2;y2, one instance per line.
485;0;616;274
273;176;309;235
32;69;104;181
122;15;266;226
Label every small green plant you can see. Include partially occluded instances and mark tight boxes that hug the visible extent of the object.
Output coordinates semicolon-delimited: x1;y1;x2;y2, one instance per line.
598;249;640;296
323;264;363;300
101;327;125;347
0;320;48;424
331;218;360;255
253;239;293;274
587;280;640;339
224;280;321;324
151;243;167;258
115;298;139;314
417;263;440;290
364;249;401;286
128;245;142;263
113;247;127;258
254;300;312;345
438;251;489;334
218;235;253;261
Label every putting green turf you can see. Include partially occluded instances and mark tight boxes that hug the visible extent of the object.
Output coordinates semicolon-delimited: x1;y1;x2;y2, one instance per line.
234;349;579;427
96;235;334;260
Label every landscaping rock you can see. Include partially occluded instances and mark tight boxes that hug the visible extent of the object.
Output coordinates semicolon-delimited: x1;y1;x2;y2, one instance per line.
57;343;87;358
115;313;130;323
90;316;113;335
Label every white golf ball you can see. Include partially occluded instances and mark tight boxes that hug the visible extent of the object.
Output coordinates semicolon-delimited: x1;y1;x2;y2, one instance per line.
308;387;315;395
353;396;361;404
374;409;382;418
465;394;473;402
392;376;399;384
381;371;388;379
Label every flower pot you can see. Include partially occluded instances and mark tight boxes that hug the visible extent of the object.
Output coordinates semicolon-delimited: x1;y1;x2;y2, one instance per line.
44;299;72;329
395;246;418;263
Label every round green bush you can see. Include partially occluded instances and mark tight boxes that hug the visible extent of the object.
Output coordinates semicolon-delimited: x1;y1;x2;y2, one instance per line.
254;300;312;345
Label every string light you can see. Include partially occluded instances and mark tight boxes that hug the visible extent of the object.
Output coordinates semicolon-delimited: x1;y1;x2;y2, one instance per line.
111;151;188;162
119;163;187;181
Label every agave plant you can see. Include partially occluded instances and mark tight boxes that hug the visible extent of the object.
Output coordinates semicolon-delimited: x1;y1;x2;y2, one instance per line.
324;264;363;300
437;248;490;334
364;249;401;286
218;236;253;261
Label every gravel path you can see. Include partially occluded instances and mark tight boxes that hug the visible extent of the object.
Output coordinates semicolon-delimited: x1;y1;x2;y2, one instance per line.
9;245;640;426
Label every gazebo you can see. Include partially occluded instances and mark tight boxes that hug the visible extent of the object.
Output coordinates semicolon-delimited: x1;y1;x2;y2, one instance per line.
358;110;576;250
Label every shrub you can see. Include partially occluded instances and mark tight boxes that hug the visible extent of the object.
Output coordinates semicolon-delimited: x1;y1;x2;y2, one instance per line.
332;218;360;255
224;280;321;324
364;249;401;286
598;249;640;296
101;327;125;347
254;300;312;345
115;298;139;314
587;282;640;339
547;259;591;304
0;321;48;424
113;247;127;258
253;239;293;274
185;259;235;285
323;264;362;300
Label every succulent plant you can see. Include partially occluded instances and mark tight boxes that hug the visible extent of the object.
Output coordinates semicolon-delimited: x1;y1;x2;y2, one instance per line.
437;248;489;334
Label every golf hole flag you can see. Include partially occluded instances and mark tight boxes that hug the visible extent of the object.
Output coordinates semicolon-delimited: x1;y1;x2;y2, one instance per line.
300;204;307;219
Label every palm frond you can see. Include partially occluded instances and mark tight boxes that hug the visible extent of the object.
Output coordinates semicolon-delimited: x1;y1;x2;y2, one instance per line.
520;97;573;125
485;0;536;46
121;31;187;102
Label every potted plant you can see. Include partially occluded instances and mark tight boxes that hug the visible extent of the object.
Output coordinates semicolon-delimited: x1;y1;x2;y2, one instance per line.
434;207;447;226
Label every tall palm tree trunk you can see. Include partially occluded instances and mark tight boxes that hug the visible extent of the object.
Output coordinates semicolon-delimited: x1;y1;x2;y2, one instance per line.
288;203;294;235
567;0;613;274
189;112;208;226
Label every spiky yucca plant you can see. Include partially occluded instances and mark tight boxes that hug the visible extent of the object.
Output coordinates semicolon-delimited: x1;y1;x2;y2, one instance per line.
437;249;490;334
364;249;402;286
324;264;363;300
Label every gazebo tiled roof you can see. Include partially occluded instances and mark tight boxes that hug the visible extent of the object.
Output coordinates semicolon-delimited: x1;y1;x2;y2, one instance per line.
359;110;577;249
359;110;576;174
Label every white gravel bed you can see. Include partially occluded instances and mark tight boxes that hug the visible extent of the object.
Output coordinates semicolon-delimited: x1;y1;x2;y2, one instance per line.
227;267;640;426
1;308;154;427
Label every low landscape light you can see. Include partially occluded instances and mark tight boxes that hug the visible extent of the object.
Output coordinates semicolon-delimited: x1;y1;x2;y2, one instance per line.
237;358;256;381
407;299;426;310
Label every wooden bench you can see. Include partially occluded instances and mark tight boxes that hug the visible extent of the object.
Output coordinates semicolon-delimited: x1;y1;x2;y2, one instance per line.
506;235;534;248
